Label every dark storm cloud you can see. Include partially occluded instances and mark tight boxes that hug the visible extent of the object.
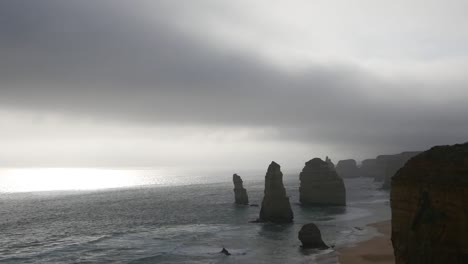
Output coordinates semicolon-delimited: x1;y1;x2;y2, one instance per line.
0;0;467;153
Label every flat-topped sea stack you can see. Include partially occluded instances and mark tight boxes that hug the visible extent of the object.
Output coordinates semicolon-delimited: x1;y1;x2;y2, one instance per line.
360;158;381;178
299;158;346;206
258;161;294;223
233;174;249;205
391;143;468;264
336;159;360;178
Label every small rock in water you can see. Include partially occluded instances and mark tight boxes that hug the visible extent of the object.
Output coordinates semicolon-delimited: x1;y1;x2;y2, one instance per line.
298;223;329;249
220;247;231;256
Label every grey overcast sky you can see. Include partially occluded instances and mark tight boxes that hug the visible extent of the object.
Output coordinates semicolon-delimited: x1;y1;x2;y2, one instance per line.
0;0;467;169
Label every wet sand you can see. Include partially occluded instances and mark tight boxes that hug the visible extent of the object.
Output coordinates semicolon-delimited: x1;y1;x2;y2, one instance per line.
338;220;395;264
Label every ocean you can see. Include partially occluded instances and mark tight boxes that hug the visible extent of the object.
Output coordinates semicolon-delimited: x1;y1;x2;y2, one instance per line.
0;169;390;263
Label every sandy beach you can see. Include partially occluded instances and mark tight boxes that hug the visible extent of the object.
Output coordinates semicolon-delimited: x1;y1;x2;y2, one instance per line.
338;220;395;264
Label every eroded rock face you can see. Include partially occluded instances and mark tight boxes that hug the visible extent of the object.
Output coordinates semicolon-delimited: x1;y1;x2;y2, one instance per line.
233;174;249;205
336;159;360;178
258;161;294;223
325;156;335;170
298;223;329;249
391;143;468;264
299;158;346;206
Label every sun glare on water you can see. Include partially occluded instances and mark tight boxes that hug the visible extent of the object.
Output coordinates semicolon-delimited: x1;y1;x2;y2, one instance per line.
0;168;145;193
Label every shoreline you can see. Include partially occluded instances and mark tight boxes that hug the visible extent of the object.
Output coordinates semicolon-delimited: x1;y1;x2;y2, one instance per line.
338;220;394;264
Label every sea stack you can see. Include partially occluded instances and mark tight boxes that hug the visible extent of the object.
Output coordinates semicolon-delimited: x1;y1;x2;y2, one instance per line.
258;161;294;223
335;159;360;178
233;174;249;205
391;143;468;264
298;223;329;249
299;158;346;206
325;156;335;170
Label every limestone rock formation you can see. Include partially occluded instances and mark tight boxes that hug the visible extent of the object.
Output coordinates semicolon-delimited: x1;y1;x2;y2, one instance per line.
298;223;329;249
360;152;420;185
381;151;421;189
391;143;468;264
258;161;294;223
325;156;335;170
336;159;360;178
299;158;346;206
360;158;380;178
233;174;249;205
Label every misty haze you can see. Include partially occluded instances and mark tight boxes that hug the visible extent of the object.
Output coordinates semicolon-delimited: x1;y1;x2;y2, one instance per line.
0;1;467;264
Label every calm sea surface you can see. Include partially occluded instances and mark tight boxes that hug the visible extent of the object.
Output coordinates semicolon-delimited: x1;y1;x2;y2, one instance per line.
0;169;390;263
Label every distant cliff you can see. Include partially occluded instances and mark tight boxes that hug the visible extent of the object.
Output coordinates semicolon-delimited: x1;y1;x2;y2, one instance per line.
359;151;420;188
391;143;468;263
381;152;421;189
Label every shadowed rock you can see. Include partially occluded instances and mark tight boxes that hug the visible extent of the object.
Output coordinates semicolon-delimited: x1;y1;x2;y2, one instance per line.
257;161;294;223
299;158;346;206
360;151;420;185
298;223;329;249
233;174;249;205
360;158;380;178
325;156;335;170
220;247;231;256
391;142;468;264
381;151;421;189
336;159;360;178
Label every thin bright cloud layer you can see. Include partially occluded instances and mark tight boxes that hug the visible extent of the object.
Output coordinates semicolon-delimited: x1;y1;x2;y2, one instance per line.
0;0;466;168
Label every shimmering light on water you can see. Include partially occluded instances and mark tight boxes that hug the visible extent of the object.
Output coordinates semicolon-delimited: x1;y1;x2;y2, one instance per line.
0;168;160;193
0;167;266;193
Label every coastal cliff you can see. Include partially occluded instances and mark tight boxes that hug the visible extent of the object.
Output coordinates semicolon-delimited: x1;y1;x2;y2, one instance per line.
360;151;420;187
391;143;468;263
381;151;421;189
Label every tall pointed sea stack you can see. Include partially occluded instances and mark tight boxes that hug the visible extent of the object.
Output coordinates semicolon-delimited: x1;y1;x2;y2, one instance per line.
391;143;468;264
299;158;346;206
258;161;294;223
232;174;249;205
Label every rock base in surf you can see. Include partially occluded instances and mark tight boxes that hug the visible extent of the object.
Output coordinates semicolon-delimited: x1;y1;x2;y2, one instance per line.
257;161;294;223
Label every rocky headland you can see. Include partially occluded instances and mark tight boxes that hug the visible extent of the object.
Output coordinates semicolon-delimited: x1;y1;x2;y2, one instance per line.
381;151;421;189
359;151;420;188
391;142;468;263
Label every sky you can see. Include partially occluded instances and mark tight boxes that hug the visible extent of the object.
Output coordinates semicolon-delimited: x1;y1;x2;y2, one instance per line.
0;0;467;170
